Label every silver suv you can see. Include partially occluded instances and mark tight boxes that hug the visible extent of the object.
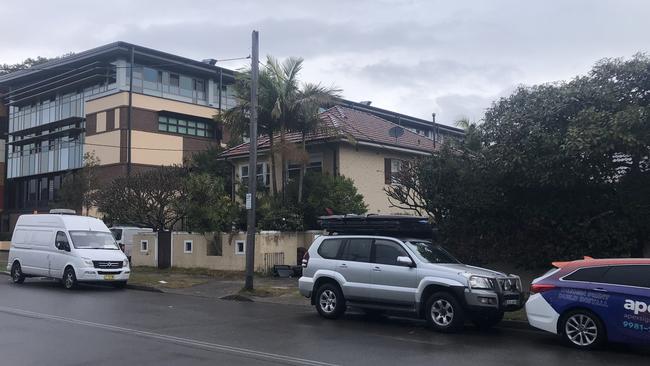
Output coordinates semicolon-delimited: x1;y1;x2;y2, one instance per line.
299;235;524;332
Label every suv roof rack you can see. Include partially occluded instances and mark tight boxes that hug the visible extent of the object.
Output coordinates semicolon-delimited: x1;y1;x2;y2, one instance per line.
318;214;435;239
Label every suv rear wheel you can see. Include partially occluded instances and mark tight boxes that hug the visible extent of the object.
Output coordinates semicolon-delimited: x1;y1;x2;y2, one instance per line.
560;309;605;349
315;283;346;319
425;292;465;333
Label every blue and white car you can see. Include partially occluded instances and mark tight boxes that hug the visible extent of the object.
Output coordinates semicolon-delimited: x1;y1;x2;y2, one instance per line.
526;257;650;349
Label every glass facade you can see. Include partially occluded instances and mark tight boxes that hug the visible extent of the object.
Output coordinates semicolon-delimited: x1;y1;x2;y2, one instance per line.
7;80;115;179
129;64;209;105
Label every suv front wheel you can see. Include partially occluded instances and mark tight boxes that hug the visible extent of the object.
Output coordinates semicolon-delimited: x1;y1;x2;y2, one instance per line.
425;292;465;333
315;283;346;319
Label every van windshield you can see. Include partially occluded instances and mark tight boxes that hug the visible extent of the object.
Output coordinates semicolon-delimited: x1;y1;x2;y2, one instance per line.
404;240;460;264
69;231;119;250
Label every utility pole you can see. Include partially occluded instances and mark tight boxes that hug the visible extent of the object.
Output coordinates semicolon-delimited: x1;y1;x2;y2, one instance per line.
244;30;259;291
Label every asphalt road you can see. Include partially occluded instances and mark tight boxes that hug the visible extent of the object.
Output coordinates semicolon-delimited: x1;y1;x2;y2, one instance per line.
0;277;648;366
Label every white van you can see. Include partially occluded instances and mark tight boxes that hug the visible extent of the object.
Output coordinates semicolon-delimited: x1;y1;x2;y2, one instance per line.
7;213;130;289
109;226;153;260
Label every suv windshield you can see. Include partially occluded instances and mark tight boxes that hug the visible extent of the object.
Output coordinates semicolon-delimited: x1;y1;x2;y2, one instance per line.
405;240;460;264
69;231;119;250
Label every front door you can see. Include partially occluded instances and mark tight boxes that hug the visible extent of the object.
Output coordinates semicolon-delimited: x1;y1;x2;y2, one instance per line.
599;265;650;344
157;231;172;269
50;231;71;279
369;239;419;305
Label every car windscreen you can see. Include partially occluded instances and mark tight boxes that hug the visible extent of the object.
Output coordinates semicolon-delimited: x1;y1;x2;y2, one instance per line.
69;231;119;250
405;241;460;264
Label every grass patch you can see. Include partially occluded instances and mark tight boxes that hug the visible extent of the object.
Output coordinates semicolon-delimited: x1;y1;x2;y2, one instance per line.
128;266;245;289
503;308;527;322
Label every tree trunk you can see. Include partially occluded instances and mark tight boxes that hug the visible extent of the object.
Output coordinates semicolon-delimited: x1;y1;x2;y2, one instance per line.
298;132;306;203
280;126;287;203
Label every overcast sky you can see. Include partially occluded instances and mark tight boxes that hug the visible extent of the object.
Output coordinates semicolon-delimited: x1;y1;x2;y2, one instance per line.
1;0;649;126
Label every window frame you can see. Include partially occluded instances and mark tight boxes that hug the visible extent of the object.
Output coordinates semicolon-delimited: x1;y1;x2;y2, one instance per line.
235;240;246;255
317;238;346;260
340;238;373;263
371;238;411;266
184;240;193;254
140;240;149;253
560;264;650;290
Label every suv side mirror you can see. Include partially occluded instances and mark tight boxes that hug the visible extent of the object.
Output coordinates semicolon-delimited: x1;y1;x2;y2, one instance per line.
396;256;414;267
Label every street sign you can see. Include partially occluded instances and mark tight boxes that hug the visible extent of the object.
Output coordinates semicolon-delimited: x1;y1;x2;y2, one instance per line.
246;193;252;210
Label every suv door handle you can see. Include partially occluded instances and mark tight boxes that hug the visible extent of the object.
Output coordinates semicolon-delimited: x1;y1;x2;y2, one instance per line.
372;266;381;272
339;264;348;268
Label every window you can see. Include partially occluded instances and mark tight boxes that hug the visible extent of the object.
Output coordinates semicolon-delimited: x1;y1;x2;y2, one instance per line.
169;73;180;87
55;231;69;248
140;240;148;252
158;115;215;138
184;240;193;254
341;239;372;262
373;239;409;266
601;265;650;288
235;240;245;255
317;239;344;259
240;163;270;187
563;266;609;283
384;158;405;184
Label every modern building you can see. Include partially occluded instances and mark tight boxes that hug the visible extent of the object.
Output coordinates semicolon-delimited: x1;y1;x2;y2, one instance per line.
0;41;237;229
220;105;438;215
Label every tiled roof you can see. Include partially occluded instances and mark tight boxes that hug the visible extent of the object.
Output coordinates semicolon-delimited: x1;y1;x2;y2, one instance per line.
220;105;436;158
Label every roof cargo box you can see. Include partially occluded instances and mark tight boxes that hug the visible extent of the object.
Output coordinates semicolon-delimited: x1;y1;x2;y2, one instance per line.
318;215;435;239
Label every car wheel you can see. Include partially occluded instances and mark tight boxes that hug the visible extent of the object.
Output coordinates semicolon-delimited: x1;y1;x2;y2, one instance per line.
560;309;605;349
425;292;465;333
111;281;127;289
471;311;504;329
10;262;25;284
315;283;346;319
63;267;77;290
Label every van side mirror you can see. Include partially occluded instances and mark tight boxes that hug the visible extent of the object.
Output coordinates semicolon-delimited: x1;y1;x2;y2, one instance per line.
396;256;414;267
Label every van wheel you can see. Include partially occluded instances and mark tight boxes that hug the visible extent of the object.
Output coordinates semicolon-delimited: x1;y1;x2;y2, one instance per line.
425;292;465;333
560;309;605;349
315;283;346;319
11;262;25;284
63;267;77;290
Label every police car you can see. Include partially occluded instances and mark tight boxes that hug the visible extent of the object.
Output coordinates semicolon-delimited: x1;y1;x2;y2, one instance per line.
526;257;650;349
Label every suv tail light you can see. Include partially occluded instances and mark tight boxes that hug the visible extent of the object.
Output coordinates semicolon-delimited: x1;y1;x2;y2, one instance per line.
530;283;556;294
302;252;310;268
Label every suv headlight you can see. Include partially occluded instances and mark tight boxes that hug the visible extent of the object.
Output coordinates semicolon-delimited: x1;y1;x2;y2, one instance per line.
83;258;94;267
123;259;129;268
468;276;494;290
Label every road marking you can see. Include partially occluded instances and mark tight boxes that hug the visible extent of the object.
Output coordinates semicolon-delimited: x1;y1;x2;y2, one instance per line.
0;305;339;366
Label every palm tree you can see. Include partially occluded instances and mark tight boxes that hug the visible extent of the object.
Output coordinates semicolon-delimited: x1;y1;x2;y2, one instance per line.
220;56;340;199
455;117;482;152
